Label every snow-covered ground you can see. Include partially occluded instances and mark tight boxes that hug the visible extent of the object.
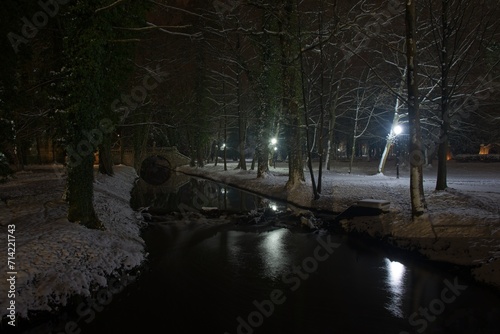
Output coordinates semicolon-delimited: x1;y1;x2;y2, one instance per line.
0;159;498;328
176;159;500;289
0;165;146;323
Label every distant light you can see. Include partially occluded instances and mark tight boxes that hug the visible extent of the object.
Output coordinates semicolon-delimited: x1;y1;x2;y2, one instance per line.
274;147;278;151
221;143;226;150
394;125;403;135
270;138;277;145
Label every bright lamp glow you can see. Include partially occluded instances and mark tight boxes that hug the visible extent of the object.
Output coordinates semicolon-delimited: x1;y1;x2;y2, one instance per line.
270;138;277;145
393;125;403;135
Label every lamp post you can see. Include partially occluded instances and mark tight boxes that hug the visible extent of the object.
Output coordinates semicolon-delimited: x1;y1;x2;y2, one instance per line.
393;125;402;178
270;138;278;168
273;146;278;168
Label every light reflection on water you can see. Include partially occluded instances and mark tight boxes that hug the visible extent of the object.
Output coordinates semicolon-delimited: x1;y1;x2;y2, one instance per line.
384;258;407;318
226;231;243;271
259;228;290;280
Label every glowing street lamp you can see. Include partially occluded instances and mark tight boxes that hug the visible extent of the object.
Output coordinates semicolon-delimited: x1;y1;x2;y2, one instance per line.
393;125;403;136
270;138;278;168
393;125;403;179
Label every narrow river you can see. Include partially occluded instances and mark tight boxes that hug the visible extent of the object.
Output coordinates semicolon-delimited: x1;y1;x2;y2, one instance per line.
77;173;500;334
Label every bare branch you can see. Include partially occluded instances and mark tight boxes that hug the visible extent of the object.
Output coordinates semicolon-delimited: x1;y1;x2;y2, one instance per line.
95;0;125;14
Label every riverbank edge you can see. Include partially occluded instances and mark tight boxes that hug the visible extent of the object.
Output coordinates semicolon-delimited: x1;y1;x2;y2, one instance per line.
0;165;149;332
175;165;500;293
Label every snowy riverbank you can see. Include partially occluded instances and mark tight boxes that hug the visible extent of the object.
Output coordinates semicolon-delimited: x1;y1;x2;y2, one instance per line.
0;165;146;326
176;160;500;290
1;159;499;330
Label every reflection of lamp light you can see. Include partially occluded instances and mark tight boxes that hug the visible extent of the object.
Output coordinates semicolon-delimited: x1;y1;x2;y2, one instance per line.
393;125;403;136
220;143;226;150
260;228;288;279
388;260;405;283
274;147;277;151
384;258;406;318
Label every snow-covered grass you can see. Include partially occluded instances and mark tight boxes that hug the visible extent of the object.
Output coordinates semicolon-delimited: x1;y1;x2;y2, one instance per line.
177;159;500;289
0;159;498;325
0;165;146;321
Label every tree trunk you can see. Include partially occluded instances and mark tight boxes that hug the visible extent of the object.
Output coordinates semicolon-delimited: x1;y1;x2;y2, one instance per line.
67;152;102;229
349;136;357;174
286;99;305;187
223;115;227;171
298;12;318;200
325;115;336;171
436;0;449;191
256;23;273;178
325;62;346;171
281;0;305;189
237;70;247;170
197;147;204;167
406;0;427;217
98;132;114;176
316;0;325;194
36;136;43;164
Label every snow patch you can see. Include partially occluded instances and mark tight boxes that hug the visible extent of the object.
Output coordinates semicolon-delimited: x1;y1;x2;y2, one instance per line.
0;165;146;320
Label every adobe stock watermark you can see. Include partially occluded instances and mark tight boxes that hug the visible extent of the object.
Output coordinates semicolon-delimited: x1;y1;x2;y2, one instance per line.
400;277;467;334
341;0;403;62
112;65;168;124
8;0;72;54
177;180;219;217
224;235;341;334
213;0;242;16
56;65;167;177
52;272;136;334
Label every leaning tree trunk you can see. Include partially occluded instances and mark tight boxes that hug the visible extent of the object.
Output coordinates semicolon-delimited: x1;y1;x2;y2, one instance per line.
406;0;427;217
378;70;405;174
378;112;401;174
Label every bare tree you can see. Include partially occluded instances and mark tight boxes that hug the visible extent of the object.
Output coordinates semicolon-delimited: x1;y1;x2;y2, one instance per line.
420;0;500;190
406;0;427;217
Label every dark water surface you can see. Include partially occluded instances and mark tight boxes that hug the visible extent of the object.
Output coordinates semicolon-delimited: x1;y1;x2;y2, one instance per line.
77;174;500;333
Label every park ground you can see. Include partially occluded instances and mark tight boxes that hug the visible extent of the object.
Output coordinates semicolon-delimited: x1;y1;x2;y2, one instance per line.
0;158;499;326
